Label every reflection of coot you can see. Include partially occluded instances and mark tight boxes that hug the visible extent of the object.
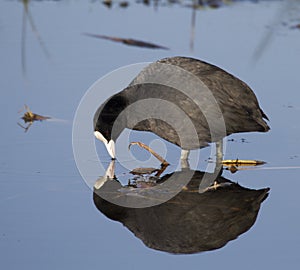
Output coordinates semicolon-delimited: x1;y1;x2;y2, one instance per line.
93;170;269;254
94;56;270;159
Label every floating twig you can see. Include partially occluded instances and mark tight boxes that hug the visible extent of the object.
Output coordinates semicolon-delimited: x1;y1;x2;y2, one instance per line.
129;142;169;166
129;141;169;177
222;159;266;167
222;159;266;173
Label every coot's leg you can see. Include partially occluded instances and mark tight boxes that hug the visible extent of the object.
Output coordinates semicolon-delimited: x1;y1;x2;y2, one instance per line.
180;149;190;169
197;140;224;192
214;139;223;176
181;159;190;170
180;149;190;160
216;139;223;163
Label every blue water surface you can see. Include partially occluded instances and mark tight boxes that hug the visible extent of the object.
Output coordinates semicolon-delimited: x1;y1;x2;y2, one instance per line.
1;1;300;269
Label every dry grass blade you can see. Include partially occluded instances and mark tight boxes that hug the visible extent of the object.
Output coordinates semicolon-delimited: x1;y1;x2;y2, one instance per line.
82;33;169;50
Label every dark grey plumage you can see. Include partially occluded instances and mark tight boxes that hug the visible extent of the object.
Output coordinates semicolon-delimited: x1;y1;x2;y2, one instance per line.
94;56;269;152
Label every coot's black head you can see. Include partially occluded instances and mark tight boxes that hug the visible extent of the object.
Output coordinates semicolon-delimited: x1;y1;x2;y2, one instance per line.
93;93;128;159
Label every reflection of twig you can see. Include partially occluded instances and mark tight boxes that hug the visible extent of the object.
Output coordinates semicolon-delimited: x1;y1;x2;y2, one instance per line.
21;2;27;77
190;1;197;52
25;4;50;57
253;0;296;61
21;0;50;77
226;165;300;174
130;167;159;175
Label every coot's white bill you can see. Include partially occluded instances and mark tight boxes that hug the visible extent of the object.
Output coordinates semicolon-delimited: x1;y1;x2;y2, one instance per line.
94;131;116;159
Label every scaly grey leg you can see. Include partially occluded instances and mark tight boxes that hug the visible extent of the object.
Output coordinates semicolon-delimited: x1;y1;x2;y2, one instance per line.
215;139;223;174
180;149;190;169
180;149;190;160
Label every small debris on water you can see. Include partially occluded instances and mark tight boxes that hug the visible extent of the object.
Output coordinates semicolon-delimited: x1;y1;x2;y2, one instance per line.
18;104;50;132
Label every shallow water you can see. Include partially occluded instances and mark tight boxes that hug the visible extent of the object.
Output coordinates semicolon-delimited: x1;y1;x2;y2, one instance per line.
1;0;300;269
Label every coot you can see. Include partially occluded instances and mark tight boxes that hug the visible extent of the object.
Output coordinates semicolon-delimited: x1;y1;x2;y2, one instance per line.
94;56;270;160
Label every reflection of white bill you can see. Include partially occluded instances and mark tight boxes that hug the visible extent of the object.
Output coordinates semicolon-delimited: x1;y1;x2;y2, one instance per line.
94;160;115;190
